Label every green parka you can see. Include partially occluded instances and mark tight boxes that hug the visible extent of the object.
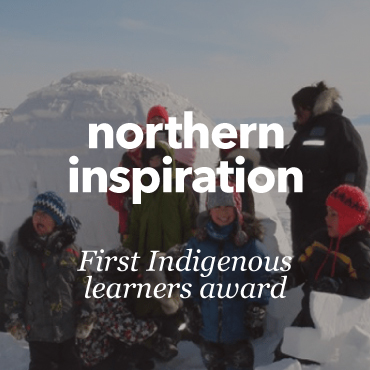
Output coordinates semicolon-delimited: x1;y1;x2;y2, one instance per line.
124;141;193;264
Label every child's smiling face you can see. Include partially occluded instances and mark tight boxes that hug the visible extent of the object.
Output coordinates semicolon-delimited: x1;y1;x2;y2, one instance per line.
210;206;236;227
32;210;56;236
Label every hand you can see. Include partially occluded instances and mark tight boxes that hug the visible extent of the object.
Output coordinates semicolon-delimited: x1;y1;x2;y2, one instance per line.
245;303;266;339
182;299;203;335
64;215;81;233
150;334;178;361
311;277;340;293
268;273;295;294
76;311;97;339
7;319;27;341
268;273;285;285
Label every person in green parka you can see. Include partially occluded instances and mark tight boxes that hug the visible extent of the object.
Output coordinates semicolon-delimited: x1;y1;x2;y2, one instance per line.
120;141;193;368
123;140;193;265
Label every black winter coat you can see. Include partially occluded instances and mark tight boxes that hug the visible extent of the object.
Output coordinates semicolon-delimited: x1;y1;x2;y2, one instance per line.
6;218;94;342
259;103;367;253
288;228;370;327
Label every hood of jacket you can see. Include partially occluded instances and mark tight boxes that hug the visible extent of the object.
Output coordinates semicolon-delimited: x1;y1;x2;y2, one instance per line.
18;217;77;255
312;87;342;117
293;87;343;132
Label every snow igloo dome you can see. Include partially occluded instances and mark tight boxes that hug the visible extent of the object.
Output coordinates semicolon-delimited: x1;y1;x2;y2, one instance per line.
0;70;218;248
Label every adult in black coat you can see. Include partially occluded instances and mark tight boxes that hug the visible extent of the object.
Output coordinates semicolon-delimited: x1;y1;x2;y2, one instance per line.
259;81;367;255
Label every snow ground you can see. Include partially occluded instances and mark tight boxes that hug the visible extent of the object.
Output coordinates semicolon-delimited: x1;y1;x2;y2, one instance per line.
1;71;370;370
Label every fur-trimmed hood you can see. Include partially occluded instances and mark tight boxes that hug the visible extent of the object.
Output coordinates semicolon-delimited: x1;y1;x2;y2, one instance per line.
18;217;77;255
312;87;341;117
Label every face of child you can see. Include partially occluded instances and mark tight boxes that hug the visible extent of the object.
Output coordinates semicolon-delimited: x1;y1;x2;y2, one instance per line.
149;155;163;168
325;206;340;238
210;206;236;227
32;210;56;236
148;116;166;126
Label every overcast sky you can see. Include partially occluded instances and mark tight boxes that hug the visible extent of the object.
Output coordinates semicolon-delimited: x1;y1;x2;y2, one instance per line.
1;0;370;120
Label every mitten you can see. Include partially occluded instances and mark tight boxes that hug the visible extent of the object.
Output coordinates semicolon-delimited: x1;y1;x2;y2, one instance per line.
7;319;27;340
76;311;97;339
182;299;203;335
311;277;341;293
150;334;178;361
244;303;266;339
164;244;185;284
268;272;295;294
64;215;81;233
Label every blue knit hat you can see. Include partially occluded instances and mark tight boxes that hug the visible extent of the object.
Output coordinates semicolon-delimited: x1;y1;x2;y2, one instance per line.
32;191;66;226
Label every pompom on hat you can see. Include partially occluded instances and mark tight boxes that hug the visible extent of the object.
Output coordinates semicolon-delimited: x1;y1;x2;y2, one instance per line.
147;105;169;124
32;191;66;226
326;184;369;236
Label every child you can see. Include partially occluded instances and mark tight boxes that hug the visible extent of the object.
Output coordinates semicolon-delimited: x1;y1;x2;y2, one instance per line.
121;141;192;366
123;141;192;264
146;105;169;142
272;184;370;363
6;191;95;370
78;247;178;370
146;105;182;143
181;186;270;370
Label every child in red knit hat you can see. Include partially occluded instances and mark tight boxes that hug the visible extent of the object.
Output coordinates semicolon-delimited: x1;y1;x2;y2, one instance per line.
273;184;370;364
147;105;169;125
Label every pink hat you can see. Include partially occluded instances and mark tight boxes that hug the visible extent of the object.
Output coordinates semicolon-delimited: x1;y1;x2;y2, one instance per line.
147;105;169;124
175;139;197;167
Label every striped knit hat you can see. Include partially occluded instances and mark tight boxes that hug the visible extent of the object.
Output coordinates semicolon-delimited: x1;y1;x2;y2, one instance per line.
326;185;369;236
32;191;66;226
316;185;369;280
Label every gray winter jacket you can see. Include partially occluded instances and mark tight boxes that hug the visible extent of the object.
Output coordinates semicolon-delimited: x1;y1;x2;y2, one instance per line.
6;217;94;343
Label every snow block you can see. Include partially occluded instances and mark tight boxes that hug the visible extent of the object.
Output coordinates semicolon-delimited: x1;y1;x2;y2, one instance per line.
337;325;370;370
310;292;370;340
255;358;302;370
281;326;333;364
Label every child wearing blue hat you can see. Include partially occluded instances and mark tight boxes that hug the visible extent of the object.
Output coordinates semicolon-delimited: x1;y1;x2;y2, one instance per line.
6;191;95;370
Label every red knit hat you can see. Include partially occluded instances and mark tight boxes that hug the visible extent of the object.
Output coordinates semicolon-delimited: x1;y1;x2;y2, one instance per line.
219;130;240;160
326;185;369;236
147;105;169;124
315;185;369;280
